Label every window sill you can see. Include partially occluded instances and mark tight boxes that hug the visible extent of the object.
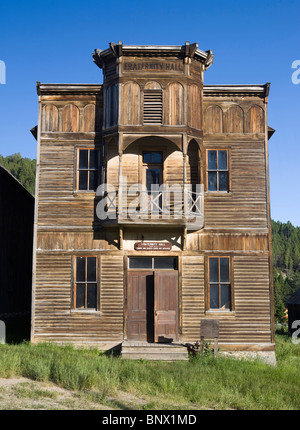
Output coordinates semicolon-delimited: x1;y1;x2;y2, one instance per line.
73;191;97;199
205;191;232;197
206;309;235;317
71;309;101;315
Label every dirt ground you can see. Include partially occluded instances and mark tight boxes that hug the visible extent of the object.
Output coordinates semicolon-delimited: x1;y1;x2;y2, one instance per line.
0;377;149;410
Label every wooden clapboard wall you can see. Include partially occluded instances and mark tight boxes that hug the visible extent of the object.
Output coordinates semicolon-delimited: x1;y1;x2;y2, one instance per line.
181;255;271;344
33;254;123;343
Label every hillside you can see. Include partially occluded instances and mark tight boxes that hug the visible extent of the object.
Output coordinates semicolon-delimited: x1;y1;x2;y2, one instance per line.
0;153;36;196
1;153;298;322
272;220;300;321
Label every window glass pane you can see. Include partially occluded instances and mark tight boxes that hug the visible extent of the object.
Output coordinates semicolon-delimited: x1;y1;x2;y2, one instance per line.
87;284;97;308
89;171;98;191
76;284;85;308
146;168;161;189
143;152;162;164
221;284;231;309
219;172;228;191
208;171;217;191
218;150;227;170
210;285;219;309
79;170;88;190
209;258;219;283
79;150;88;169
152;152;162;163
143;152;152;163
76;257;86;282
129;257;152;269
154;257;177;270
220;258;229;282
89;150;99;169
87;257;96;282
208;150;217;170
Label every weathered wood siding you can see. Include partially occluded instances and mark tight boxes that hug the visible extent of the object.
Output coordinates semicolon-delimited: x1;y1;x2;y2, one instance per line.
181;256;205;340
32;253;123;343
181;254;272;344
203;98;268;229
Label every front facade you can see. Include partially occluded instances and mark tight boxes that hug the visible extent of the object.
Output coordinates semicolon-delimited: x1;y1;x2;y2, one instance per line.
31;42;275;355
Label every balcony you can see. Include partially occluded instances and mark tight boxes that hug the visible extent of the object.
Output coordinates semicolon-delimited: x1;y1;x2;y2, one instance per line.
96;183;204;230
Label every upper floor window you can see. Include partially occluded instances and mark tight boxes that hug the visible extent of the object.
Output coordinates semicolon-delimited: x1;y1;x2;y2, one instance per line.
207;149;229;192
74;256;98;310
208;256;231;310
77;149;100;191
142;151;163;191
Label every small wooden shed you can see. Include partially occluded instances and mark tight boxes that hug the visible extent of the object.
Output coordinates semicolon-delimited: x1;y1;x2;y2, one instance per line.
286;288;300;335
0;163;34;339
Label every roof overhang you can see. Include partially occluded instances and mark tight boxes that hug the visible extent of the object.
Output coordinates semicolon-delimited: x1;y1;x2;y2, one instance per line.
204;83;270;98
93;41;214;70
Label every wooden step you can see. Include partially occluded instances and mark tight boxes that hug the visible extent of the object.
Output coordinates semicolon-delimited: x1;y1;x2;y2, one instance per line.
121;342;189;361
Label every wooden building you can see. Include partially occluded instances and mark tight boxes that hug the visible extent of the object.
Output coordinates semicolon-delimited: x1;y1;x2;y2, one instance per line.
0;163;34;337
286;288;300;335
31;42;275;360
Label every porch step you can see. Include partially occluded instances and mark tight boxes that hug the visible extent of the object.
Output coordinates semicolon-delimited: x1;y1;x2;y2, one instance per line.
121;341;189;361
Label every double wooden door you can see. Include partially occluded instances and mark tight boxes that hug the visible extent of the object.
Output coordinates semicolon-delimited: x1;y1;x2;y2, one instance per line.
127;271;178;343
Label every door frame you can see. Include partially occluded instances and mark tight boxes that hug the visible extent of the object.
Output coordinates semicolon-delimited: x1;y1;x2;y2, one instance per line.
125;256;179;343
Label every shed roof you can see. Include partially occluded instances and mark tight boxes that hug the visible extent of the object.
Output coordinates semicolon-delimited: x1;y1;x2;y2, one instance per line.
286;288;300;305
0;163;34;200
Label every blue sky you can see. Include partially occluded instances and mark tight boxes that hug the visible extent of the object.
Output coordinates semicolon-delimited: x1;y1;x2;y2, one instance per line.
0;0;299;225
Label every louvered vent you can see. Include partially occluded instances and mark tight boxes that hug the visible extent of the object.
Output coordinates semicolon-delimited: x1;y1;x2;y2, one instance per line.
143;90;163;124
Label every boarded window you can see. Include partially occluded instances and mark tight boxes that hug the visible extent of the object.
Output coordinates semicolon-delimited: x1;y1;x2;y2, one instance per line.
77;149;100;191
208;257;231;310
143;90;163;124
74;256;98;309
207;149;229;192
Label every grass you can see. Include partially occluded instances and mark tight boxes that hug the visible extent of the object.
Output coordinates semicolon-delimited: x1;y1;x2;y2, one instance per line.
0;329;299;410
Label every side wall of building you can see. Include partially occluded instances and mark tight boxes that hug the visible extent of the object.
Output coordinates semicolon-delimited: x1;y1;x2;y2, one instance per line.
0;167;34;322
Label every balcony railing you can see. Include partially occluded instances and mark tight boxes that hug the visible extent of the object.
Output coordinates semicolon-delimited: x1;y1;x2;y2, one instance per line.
96;183;204;230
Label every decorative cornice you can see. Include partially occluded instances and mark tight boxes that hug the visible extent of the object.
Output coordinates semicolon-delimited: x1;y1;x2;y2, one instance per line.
203;84;270;98
93;41;214;70
37;82;102;96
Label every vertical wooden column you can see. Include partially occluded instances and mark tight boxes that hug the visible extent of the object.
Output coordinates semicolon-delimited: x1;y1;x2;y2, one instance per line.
183;135;188;241
118;133;123;218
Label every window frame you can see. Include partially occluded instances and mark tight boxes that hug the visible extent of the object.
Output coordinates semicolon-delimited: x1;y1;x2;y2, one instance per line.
128;256;178;271
76;147;101;192
205;148;231;193
72;256;100;311
206;256;234;312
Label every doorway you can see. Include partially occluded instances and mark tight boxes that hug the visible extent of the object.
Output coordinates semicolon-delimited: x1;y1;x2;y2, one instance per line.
126;257;178;343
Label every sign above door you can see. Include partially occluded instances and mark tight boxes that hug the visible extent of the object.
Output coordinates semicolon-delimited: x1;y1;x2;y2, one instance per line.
134;241;172;251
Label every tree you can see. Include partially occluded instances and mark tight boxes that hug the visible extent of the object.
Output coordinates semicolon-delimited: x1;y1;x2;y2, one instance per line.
0;153;36;196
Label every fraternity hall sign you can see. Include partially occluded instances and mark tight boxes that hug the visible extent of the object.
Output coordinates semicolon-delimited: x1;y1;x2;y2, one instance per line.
123;61;184;73
134;241;172;251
